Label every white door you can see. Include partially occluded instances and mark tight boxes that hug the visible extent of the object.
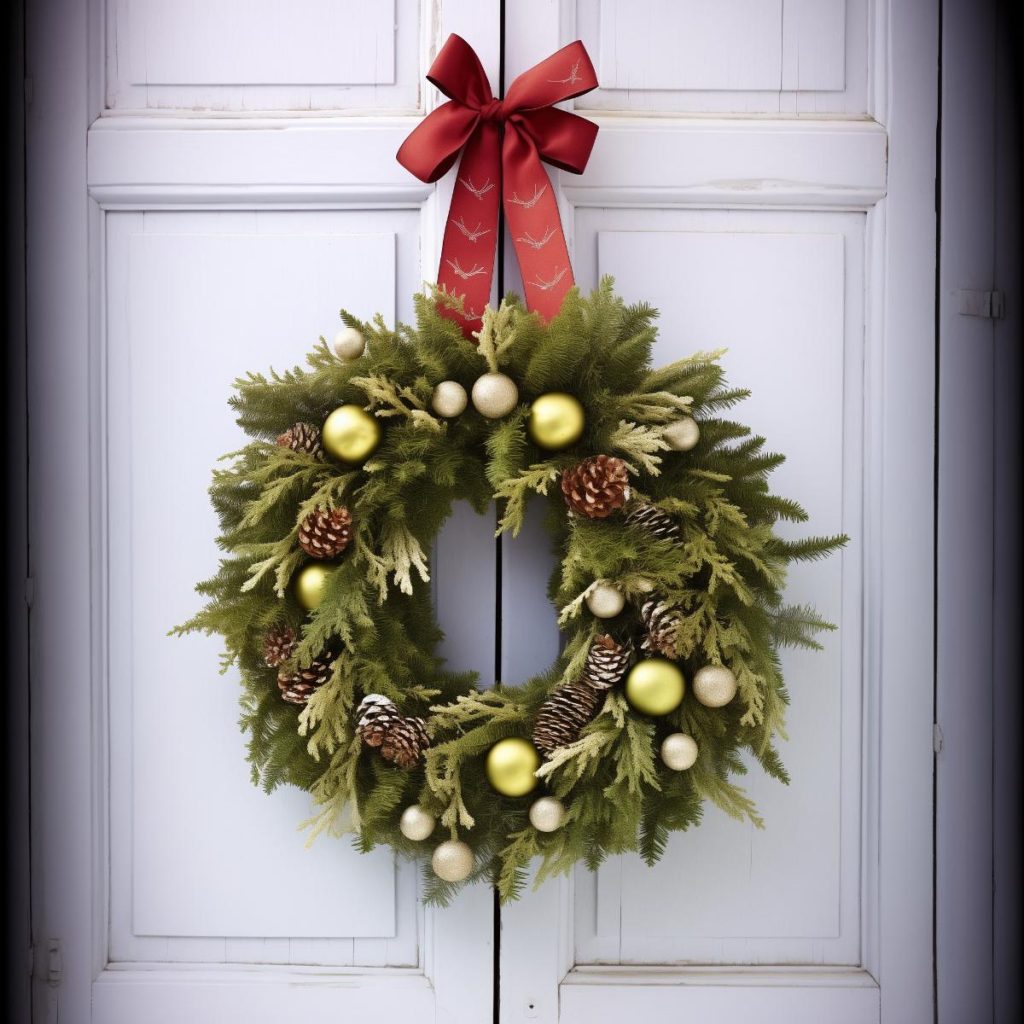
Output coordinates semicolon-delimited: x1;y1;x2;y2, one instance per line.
29;2;497;1021
497;2;936;1022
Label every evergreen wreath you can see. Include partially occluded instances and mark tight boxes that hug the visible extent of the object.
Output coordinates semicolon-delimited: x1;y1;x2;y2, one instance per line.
176;279;845;904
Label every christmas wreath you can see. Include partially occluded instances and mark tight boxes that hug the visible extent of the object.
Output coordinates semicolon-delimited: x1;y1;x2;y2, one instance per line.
176;35;844;903
176;279;845;903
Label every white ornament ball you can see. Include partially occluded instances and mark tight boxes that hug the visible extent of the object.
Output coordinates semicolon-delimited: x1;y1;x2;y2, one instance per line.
660;733;699;771
529;796;567;833
399;805;436;842
692;664;738;708
471;372;519;419
332;326;366;361
431;380;468;418
663;416;700;452
585;582;626;619
431;839;475;882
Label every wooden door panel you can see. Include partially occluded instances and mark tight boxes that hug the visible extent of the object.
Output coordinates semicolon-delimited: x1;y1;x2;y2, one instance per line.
106;0;424;111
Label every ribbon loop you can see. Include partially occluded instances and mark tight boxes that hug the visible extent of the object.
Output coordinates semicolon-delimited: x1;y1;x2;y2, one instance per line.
397;34;599;336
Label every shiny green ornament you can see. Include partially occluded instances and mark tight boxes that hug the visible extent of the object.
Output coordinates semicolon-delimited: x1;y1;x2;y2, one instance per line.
527;392;586;450
624;658;685;715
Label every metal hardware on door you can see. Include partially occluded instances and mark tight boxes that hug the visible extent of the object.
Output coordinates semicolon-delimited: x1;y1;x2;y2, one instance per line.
958;289;1005;319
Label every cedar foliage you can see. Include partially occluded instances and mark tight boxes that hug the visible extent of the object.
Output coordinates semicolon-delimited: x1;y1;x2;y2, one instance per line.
174;278;845;904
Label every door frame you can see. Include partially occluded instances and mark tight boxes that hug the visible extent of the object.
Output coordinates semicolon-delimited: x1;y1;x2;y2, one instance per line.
498;1;938;1021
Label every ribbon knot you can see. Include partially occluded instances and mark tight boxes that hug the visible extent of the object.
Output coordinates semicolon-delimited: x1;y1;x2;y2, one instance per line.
397;34;599;336
479;98;504;123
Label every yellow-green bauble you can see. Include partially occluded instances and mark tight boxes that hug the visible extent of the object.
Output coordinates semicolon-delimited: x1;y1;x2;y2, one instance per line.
527;392;586;450
485;738;540;797
322;404;381;463
294;563;333;611
624;658;686;716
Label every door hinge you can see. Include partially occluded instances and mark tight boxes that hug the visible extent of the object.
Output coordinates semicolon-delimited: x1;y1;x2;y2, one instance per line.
933;722;944;754
958;289;1005;319
33;939;62;986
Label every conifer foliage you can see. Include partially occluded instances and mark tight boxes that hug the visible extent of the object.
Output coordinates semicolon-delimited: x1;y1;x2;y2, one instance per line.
175;279;845;904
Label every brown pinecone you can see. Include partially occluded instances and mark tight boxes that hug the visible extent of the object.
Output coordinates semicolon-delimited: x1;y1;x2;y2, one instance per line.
580;633;633;690
533;681;604;756
262;625;297;667
277;649;337;706
298;505;353;560
533;634;633;756
624;501;681;542
639;599;682;658
356;694;430;770
276;421;323;458
561;455;631;519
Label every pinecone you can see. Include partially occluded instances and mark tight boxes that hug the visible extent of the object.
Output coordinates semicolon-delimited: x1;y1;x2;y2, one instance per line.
262;625;297;667
533;634;633;756
580;633;633;690
561;455;631;519
639;598;682;658
356;694;430;770
624;501;681;542
277;649;337;705
533;681;604;756
298;505;353;560
276;421;323;459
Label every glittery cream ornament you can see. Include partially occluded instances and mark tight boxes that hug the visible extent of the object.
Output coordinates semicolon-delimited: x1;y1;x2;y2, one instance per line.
332;326;366;361
431;839;474;882
528;796;567;833
471;372;519;419
322;404;381;464
624;658;685;716
294;563;333;611
692;664;738;708
431;380;468;418
527;392;586;450
660;733;699;771
585;582;626;619
485;737;540;796
663;416;700;451
399;804;436;842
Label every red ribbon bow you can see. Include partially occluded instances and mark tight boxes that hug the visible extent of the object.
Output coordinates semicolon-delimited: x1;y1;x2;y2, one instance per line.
397;34;599;336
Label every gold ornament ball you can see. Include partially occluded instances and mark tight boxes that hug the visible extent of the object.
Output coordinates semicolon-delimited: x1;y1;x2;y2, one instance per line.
431;839;474;882
692;664;738;708
294;563;333;611
586;582;626;619
625;658;686;716
527;392;586;450
528;796;566;833
332;326;366;361
322;404;381;464
660;732;699;771
663;416;700;452
471;372;519;419
431;380;468;418
399;804;436;842
485;737;540;796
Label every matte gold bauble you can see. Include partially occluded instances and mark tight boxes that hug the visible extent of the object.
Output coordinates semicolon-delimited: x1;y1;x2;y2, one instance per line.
485;737;540;796
471;372;519;419
431;380;468;418
692;664;738;708
660;732;699;771
294;563;333;611
431;839;474;882
528;796;566;833
663;416;700;451
322;404;381;463
527;392;586;450
585;582;626;619
332;326;366;361
399;804;436;842
624;658;685;716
